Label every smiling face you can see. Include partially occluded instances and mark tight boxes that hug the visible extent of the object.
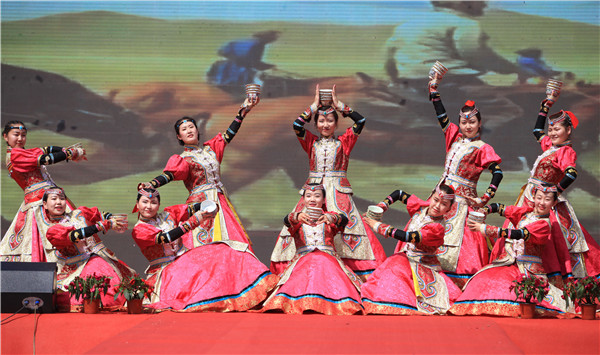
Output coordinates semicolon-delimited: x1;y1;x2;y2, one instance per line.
3;128;27;149
427;191;453;218
548;122;571;146
316;113;338;138
43;194;67;218
532;189;556;215
303;189;325;208
459;113;481;139
136;196;160;219
177;121;200;146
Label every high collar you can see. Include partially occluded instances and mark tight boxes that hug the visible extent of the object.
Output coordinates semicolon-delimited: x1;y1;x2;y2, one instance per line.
183;144;200;151
553;140;572;148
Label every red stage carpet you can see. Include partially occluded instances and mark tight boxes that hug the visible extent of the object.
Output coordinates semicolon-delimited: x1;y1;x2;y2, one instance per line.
1;311;598;354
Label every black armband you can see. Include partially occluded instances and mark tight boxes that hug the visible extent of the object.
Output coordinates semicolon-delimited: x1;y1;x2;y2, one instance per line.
69;224;100;243
484;163;503;199
102;211;113;220
155;226;186;244
533;103;549;142
149;172;174;188
346;111;366;135
430;91;449;131
187;203;202;215
293;107;312;138
223;114;245;144
42;146;64;154
392;229;421;244
38;150;68;166
336;214;349;229
558;167;577;193
383;189;411;206
500;227;530;241
485;203;506;216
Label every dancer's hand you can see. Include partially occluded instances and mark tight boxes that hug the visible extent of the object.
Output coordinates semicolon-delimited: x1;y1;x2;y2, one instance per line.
331;85;349;113
137;182;153;191
297;212;313;225
310;84;320;113
466;219;482;233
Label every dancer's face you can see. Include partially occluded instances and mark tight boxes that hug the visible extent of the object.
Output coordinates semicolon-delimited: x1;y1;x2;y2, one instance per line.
3;128;27;149
303;189;325;208
548;123;571;146
316;114;337;138
533;190;556;215
137;196;160;219
428;191;453;218
459;114;481;139
43;194;67;218
177;121;199;146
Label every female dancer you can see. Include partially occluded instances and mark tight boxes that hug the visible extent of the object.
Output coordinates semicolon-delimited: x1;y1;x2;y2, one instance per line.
138;98;258;248
270;85;386;280
1;121;86;262
506;89;600;280
43;187;135;311
131;188;277;312
262;184;363;315
361;184;462;315
449;185;570;317
418;75;503;287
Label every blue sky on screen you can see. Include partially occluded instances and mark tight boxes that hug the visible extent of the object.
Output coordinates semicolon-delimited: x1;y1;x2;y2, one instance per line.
1;1;598;25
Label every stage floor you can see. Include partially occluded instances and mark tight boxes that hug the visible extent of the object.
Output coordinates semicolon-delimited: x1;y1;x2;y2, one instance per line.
1;311;598;354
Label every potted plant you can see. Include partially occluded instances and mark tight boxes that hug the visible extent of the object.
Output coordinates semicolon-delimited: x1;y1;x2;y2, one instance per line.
510;273;550;319
67;274;112;314
114;274;154;314
563;276;600;320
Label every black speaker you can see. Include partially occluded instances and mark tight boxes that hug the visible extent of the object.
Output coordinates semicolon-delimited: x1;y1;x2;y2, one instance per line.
1;262;57;313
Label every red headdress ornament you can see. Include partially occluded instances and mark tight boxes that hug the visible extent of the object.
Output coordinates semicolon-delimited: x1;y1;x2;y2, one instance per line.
549;110;578;129
459;100;479;119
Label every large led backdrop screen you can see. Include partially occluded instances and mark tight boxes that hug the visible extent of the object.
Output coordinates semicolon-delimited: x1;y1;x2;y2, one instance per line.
1;1;598;270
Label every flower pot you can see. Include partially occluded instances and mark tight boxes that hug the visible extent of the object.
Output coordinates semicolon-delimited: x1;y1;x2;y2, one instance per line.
581;304;597;320
519;302;536;319
127;299;144;314
83;299;100;314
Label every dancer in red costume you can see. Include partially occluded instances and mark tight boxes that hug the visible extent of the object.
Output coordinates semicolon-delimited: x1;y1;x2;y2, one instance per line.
411;71;503;288
504;86;600;282
361;184;462;315
1;121;86;262
449;185;570;317
138;98;259;249
270;85;386;280
262;184;363;315
43;187;135;311
131;188;278;312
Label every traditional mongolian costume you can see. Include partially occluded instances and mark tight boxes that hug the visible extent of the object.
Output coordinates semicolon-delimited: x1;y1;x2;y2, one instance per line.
44;189;135;311
507;101;600;281
362;188;462;315
1;128;83;262
263;185;363;315
270;105;386;279
131;190;277;312
450;195;569;317
408;92;503;287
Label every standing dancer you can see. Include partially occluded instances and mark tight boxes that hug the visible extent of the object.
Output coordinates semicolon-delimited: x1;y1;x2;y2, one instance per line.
262;184;363;315
361;184;462;315
138;98;258;249
43;187;135;311
270;85;386;280
416;68;503;287
131;188;277;312
1;121;86;262
506;85;600;281
449;185;570;317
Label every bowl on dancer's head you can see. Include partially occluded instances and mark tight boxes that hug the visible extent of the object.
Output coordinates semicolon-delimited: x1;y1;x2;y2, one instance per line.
367;205;384;221
245;84;261;100
201;200;218;214
319;89;333;106
306;206;323;220
468;211;485;224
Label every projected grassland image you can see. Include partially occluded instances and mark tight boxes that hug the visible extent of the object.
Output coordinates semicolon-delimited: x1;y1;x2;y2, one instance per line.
1;1;598;270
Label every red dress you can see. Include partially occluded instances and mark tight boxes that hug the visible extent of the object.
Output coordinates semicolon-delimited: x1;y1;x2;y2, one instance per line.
362;195;462;315
397;123;501;288
450;205;569;317
506;136;600;280
162;134;253;249
132;204;278;312
262;212;364;315
1;147;75;262
271;126;387;279
45;207;135;311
